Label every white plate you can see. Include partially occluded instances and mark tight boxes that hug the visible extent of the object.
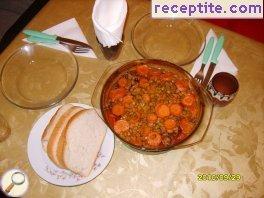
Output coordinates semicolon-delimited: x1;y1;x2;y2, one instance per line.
27;103;114;186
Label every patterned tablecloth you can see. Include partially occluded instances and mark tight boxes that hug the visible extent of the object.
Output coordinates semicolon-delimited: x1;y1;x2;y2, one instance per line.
0;0;263;197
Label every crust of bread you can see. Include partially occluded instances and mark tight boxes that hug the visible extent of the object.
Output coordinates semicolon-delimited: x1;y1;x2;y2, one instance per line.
46;107;72;167
56;109;87;169
46;106;83;168
42;108;60;141
41;104;73;152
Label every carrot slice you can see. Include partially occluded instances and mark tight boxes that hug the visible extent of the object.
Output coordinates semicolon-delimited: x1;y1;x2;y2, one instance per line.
147;113;157;123
179;119;193;134
164;119;177;130
136;65;149;76
118;77;127;87
139;78;149;88
182;93;196;106
147;132;162;147
176;80;189;91
114;120;129;134
170;104;183;116
123;95;134;106
109;88;126;101
142;94;151;102
112;104;125;116
156;104;170;118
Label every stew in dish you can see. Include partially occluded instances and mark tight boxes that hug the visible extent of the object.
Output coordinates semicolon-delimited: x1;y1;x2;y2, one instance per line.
102;64;203;150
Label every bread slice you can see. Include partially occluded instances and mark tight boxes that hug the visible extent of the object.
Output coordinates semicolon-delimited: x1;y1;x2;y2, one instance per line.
46;106;83;168
59;109;106;176
41;104;73;152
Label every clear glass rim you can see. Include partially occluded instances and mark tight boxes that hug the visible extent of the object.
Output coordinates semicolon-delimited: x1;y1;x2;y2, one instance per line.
0;43;79;110
131;13;206;66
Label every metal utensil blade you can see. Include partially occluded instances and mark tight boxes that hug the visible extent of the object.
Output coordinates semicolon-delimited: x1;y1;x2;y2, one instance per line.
202;62;216;87
57;37;92;49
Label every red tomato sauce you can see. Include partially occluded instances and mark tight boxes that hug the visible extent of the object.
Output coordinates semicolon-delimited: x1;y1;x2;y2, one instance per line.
102;64;203;149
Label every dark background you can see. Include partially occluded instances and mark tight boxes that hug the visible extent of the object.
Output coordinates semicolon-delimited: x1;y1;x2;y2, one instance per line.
0;0;34;39
205;19;264;43
0;0;49;53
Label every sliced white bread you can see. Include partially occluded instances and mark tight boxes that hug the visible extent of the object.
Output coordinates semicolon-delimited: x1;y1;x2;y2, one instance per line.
47;106;84;168
41;104;73;152
59;109;106;176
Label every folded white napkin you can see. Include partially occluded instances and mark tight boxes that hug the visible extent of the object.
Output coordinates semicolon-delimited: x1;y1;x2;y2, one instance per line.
190;29;238;80
92;0;127;48
23;18;97;58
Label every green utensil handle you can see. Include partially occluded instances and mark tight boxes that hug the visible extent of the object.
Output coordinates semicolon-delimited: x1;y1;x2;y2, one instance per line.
202;37;215;65
27;36;59;44
23;29;57;40
211;35;225;64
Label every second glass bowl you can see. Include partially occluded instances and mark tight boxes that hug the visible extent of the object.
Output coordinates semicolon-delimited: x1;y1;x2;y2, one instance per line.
132;14;205;66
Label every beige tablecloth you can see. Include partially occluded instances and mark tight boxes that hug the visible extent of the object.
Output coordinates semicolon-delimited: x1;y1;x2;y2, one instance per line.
0;0;264;197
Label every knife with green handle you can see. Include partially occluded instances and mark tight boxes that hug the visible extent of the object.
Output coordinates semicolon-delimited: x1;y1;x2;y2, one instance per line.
23;29;92;49
202;37;215;65
200;36;215;71
23;30;57;40
26;36;59;44
202;35;225;86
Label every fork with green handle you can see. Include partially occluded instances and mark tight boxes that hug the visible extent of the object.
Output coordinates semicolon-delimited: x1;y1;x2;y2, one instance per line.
194;36;215;84
23;29;92;53
202;35;225;87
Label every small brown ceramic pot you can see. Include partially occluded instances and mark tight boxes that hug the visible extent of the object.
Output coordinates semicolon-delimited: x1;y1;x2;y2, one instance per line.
207;72;239;106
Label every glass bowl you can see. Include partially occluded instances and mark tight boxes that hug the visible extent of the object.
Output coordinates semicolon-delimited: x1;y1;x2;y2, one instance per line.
0;44;78;109
92;59;213;152
132;14;205;66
